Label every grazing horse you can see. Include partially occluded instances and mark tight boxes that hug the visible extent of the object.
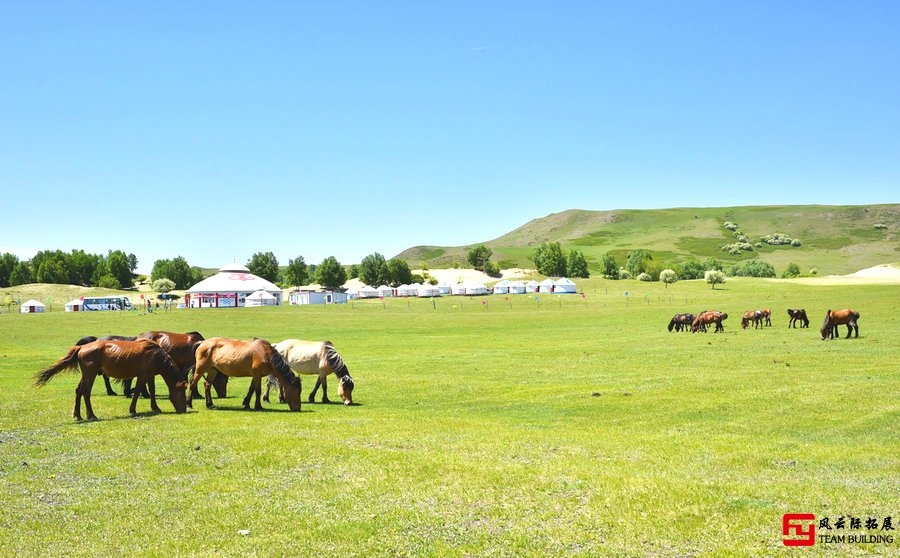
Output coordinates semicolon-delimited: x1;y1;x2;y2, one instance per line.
691;310;728;333
741;310;764;330
264;340;355;405
188;338;302;411
821;309;860;340
667;313;695;332
135;331;228;399
787;308;809;328
75;335;136;395
35;339;187;420
760;308;772;326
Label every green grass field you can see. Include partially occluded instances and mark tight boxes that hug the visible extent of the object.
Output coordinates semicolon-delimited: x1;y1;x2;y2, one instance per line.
1;278;897;556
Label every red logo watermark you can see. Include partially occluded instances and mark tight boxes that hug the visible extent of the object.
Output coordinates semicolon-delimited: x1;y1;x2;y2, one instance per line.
783;514;816;546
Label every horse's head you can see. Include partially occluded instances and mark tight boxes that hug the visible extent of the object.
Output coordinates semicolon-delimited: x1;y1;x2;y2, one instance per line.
741;317;749;329
338;375;355;406
171;380;188;414
820;310;832;340
281;376;302;412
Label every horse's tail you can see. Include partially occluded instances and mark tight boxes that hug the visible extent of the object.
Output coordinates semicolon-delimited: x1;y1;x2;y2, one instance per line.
667;318;676;332
267;345;301;389
323;341;350;378
34;346;81;387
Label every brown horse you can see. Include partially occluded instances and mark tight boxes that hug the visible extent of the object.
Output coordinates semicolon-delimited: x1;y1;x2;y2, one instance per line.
787;308;809;328
692;310;728;333
135;331;228;399
35;339;187;420
760;307;771;326
75;335;136;395
667;313;695;332
741;310;763;330
188;338;302;411
821;309;860;340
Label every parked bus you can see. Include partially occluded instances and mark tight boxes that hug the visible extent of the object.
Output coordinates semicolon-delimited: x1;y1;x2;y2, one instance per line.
81;296;132;311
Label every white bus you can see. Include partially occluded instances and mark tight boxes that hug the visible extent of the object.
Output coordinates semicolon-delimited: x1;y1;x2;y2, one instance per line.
82;296;132;311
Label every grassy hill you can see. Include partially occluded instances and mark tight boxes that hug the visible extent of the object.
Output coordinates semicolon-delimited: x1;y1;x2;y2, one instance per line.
397;204;900;275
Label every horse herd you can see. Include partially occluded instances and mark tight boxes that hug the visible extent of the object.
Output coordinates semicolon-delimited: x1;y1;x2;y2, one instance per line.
34;331;355;421
667;307;861;339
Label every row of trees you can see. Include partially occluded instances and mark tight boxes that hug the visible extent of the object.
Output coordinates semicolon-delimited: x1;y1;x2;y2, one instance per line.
600;249;813;284
0;250;137;289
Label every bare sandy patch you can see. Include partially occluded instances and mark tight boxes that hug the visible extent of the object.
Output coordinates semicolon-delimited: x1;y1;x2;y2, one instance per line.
776;264;900;285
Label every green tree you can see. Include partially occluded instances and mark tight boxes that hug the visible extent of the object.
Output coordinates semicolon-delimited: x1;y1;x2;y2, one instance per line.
36;259;69;284
567;249;590;278
247;252;280;283
348;264;359;279
730;260;776;278
359;252;390;287
705;270;726;289
678;260;706;280
106;250;135;289
151;256;198;289
386;259;413;287
0;253;19;287
533;242;567;277
782;262;801;278
600;253;618;279
625;250;653;277
703;257;724;272
659;269;678;288
151;278;176;293
316;256;347;290
9;262;33;286
483;261;501;278
67;250;99;286
283;256;309;287
96;274;121;289
467;244;493;271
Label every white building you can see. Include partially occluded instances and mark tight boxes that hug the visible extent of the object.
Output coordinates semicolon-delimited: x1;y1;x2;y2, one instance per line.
492;280;510;295
376;285;395;298
537;278;556;293
20;299;45;313
288;290;348;305
357;286;379;299
64;299;84;312
185;262;283;308
525;280;540;293
245;290;278;307
451;283;466;296
417;285;441;298
554;278;578;294
437;282;452;295
464;282;489;296
508;281;526;295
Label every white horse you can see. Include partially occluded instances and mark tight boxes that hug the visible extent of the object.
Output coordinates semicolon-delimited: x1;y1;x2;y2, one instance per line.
265;340;355;405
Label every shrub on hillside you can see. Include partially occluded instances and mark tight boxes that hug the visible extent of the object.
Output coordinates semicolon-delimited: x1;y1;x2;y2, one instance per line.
809;268;818;276
729;260;776;278
637;272;652;282
761;233;795;246
790;239;802;247
618;268;633;280
677;260;706;280
782;263;801;278
874;223;888;230
705;270;726;289
723;222;738;231
659;269;677;288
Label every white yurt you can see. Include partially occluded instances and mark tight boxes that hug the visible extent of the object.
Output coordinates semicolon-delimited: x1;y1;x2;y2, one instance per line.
437;282;452;295
538;278;556;293
289;290;348;305
554;278;577;293
64;299;84;312
525;280;540;293
376;285;394;298
20;299;46;313
396;284;418;297
357;286;379;299
465;282;489;296
451;283;466;296
417;285;441;298
245;290;278;307
508;281;526;295
185;262;283;308
492;280;510;295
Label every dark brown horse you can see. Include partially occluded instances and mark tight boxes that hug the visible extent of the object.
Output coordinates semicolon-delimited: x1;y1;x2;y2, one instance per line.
760;307;772;326
787;308;809;328
821;309;860;340
741;310;763;330
667;313;695;332
188;338;302;411
35;339;187;420
692;310;728;333
135;331;228;399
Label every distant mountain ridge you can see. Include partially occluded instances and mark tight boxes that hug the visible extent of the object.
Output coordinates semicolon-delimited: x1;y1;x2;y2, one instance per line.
396;204;900;276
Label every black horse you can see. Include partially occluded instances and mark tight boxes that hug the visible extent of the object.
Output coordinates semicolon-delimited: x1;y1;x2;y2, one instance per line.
667;313;695;332
75;335;150;397
786;308;809;328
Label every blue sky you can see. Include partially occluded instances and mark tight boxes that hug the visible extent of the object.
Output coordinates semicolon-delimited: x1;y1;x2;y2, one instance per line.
1;2;898;272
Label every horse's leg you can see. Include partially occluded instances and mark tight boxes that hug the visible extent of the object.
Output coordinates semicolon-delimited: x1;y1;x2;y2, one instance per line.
149;374;162;413
279;382;285;403
188;358;209;409
102;372;117;396
130;379;146;416
123;378;133;397
243;381;255;409
253;377;263;410
74;379;84;421
309;376;321;403
320;374;330;404
82;370;99;421
263;375;272;403
204;369;219;409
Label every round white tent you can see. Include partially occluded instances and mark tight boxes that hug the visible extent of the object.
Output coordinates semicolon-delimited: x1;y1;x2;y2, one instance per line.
525;280;540;293
554;278;577;293
508;281;526;295
20;299;45;313
244;290;278;307
451;283;466;296
64;299;84;312
417;285;441;298
185;262;283;308
537;278;556;293
376;285;394;298
464;282;489;296
357;286;379;299
492;280;510;295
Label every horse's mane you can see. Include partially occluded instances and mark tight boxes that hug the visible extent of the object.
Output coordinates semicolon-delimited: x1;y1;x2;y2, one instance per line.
267;345;301;388
323;341;350;378
186;331;204;340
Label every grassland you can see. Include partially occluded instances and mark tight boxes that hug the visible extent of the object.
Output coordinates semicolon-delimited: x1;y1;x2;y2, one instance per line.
0;278;897;556
398;204;900;276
